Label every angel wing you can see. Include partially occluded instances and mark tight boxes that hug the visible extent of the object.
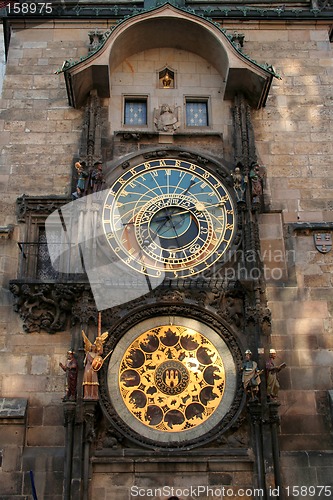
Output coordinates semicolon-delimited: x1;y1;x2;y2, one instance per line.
98;331;109;344
82;330;93;352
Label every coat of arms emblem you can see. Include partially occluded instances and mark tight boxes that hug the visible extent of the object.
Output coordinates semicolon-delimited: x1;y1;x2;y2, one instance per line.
314;232;332;253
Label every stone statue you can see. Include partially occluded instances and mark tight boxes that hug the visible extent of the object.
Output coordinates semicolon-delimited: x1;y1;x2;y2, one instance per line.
249;162;264;204
82;330;109;400
154;104;180;132
241;349;262;401
59;350;78;401
266;348;286;401
90;160;105;193
72;161;88;199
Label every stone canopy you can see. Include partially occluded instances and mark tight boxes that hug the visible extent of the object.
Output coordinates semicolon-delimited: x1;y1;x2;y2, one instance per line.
61;3;277;109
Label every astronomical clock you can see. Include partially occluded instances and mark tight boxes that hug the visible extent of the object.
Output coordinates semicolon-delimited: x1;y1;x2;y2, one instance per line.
102;157;236;279
97;149;245;449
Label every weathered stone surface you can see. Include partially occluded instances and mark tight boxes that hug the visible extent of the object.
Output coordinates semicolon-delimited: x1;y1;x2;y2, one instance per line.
0;398;27;418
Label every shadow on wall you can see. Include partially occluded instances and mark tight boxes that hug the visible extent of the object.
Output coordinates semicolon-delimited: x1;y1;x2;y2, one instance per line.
0;25;5;96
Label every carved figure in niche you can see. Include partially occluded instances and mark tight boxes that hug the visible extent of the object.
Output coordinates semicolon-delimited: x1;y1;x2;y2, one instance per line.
162;71;172;88
82;330;109;400
249;162;264;204
59;350;78;401
266;348;286;401
154;104;180;132
241;349;262;401
90;160;105;193
159;68;175;88
72;161;88;199
232;163;247;202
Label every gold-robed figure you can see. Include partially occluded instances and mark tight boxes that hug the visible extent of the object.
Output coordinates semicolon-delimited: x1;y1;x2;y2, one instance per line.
82;329;109;400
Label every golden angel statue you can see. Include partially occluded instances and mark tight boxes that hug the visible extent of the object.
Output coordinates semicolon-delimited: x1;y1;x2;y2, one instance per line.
82;330;109;400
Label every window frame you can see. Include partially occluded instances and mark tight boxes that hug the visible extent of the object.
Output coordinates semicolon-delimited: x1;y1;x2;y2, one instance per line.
123;95;149;128
184;97;210;129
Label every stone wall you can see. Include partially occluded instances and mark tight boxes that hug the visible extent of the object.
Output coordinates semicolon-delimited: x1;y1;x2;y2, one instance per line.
245;22;333;490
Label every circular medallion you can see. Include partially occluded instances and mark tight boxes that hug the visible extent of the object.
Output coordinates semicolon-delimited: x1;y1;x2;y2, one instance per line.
102;158;236;279
154;360;190;396
118;326;225;433
106;316;238;446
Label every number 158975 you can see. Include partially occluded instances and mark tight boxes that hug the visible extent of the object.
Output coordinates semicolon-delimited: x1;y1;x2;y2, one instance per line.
7;3;53;15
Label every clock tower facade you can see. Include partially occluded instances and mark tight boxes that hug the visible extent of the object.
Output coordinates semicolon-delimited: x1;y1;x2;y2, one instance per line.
0;1;333;499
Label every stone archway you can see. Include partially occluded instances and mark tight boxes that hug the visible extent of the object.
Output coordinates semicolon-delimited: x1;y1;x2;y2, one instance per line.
62;3;276;109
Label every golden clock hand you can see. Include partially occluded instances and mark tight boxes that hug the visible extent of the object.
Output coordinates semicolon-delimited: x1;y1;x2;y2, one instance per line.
157;201;226;219
194;201;226;211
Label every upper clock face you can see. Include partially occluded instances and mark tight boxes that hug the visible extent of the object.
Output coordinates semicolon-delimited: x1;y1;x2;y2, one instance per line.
102;158;235;278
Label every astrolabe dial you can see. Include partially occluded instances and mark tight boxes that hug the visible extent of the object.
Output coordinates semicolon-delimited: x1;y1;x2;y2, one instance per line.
102;158;236;278
118;325;225;432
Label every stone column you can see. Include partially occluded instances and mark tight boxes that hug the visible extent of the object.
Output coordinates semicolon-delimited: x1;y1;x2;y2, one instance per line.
248;401;267;500
63;402;76;500
82;402;98;500
268;402;284;500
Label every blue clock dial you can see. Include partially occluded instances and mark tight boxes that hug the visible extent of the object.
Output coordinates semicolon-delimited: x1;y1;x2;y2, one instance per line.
102;158;235;278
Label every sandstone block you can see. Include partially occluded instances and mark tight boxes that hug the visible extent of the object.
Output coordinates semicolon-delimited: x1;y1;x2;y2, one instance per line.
27;426;65;447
